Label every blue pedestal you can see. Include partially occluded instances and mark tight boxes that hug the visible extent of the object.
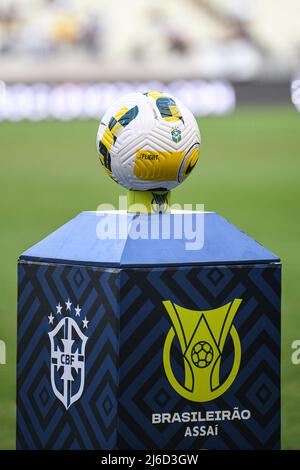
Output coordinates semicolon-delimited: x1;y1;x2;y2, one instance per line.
17;212;281;449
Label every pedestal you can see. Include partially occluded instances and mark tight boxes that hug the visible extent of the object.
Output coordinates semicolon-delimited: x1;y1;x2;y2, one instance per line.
17;211;281;449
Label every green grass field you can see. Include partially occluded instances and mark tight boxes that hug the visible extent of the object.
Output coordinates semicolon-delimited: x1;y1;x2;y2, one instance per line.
0;106;300;449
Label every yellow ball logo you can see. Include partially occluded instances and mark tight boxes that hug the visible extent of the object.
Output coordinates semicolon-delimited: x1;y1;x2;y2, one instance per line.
163;299;242;402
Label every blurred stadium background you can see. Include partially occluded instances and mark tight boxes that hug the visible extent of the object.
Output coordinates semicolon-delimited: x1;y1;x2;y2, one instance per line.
0;0;300;449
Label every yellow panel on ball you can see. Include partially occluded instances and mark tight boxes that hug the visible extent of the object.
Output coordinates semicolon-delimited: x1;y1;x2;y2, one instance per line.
134;149;185;181
182;147;200;179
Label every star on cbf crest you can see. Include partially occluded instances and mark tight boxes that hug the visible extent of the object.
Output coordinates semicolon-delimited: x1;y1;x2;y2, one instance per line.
48;299;89;410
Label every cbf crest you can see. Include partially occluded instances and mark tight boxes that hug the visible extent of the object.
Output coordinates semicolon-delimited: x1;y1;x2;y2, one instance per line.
47;299;89;410
163;299;242;401
171;127;182;143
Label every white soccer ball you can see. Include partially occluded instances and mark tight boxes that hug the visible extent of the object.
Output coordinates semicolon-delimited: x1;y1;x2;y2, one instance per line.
96;91;201;190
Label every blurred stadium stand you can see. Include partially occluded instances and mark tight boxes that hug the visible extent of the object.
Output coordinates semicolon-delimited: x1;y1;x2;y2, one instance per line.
1;0;300;82
0;0;299;119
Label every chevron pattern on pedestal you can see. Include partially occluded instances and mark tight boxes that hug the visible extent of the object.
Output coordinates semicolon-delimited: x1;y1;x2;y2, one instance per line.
118;264;281;450
17;262;119;449
17;262;281;450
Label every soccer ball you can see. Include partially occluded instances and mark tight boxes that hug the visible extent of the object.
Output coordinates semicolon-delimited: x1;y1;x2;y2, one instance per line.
96;91;201;190
191;341;214;368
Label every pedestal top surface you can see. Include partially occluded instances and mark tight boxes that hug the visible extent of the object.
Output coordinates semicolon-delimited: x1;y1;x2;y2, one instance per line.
20;211;279;267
